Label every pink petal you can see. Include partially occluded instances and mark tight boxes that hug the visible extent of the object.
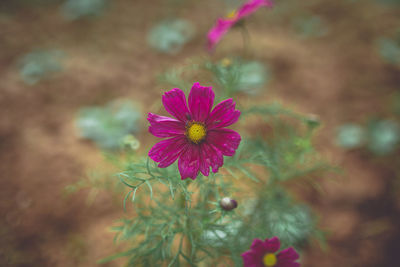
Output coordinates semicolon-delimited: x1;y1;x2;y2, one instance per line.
188;82;215;123
203;143;224;173
206;129;241;156
178;144;200;180
236;0;273;19
206;98;241;130
199;145;210;176
198;142;224;176
250;238;266;255
207;18;236;51
149;135;188;168
263;236;281;253
162;88;190;122
241;251;262;267
277;247;299;261
277;262;300;267
207;0;273;52
148;113;186;138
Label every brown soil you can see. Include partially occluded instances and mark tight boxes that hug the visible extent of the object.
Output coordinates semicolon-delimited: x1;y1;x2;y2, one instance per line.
0;0;399;266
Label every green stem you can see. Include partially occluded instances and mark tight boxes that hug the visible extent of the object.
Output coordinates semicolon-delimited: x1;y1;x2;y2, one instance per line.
240;23;251;57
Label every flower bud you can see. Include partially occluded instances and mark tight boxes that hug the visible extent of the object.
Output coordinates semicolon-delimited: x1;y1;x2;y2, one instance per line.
121;135;140;150
219;197;238;211
305;114;320;129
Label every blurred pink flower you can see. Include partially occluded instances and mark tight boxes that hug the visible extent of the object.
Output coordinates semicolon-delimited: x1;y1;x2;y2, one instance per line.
207;0;273;51
241;237;300;267
148;83;241;180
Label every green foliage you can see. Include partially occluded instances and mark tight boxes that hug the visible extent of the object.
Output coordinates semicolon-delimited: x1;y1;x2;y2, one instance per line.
228;189;317;255
157;57;271;99
392;92;400;116
366;119;400;155
158;63;200;91
100;102;330;266
205;58;270;96
335;119;400;155
79;34;333;265
76;99;141;150
147;19;195;54
61;0;108;20
335;123;365;149
17;50;65;85
292;15;328;39
378;37;400;65
64;147;142;206
101;159;233;266
227;104;329;183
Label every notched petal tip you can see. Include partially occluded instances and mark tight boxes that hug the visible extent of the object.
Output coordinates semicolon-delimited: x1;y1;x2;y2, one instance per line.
148;136;188;168
241;251;257;266
207;129;241;157
188;82;215;122
207;98;241;129
263;236;281;253
277;247;300;261
147;113;186;138
162;88;190;122
178;146;201;180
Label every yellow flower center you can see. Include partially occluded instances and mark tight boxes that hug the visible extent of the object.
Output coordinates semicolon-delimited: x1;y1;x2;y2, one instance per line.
221;58;232;67
186;123;206;144
263;253;277;267
226;10;237;19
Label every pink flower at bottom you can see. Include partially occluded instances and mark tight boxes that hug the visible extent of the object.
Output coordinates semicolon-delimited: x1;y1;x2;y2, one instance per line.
148;82;241;180
207;0;274;51
241;237;300;267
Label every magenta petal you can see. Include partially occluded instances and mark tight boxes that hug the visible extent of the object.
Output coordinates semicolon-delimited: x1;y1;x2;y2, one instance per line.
236;0;273;19
162;88;190;122
263;236;281;253
206;98;241;129
148;113;186;138
241;251;262;267
277;247;300;261
207;129;241;156
207;0;273;51
277;262;300;267
207;18;236;51
198;142;224;176
178;145;200;180
148;135;187;168
250;239;266;255
188;82;215;122
199;145;210;177
203;143;224;173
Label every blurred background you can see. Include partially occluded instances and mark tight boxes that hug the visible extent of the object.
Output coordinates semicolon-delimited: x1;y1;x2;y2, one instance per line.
1;0;400;266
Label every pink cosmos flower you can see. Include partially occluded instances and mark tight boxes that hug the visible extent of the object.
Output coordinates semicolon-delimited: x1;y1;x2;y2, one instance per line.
148;82;241;180
207;0;274;51
241;237;300;267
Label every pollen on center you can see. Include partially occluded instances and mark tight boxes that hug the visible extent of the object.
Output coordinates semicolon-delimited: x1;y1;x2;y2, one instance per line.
262;253;277;267
226;10;237;19
187;123;206;144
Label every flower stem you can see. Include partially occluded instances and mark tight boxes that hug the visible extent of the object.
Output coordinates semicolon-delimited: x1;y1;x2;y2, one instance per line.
240;23;251;57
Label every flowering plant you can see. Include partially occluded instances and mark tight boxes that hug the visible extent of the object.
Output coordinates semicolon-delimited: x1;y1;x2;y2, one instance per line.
207;0;274;51
148;82;241;180
87;1;332;266
242;237;300;267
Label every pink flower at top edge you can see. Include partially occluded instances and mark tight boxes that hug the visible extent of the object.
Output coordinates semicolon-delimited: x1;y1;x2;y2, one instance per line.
148;82;241;180
207;0;274;52
241;237;300;267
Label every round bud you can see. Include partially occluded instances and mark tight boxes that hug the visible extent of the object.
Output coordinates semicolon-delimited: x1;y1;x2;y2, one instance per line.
305;114;320;129
219;197;238;211
121;135;140;150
